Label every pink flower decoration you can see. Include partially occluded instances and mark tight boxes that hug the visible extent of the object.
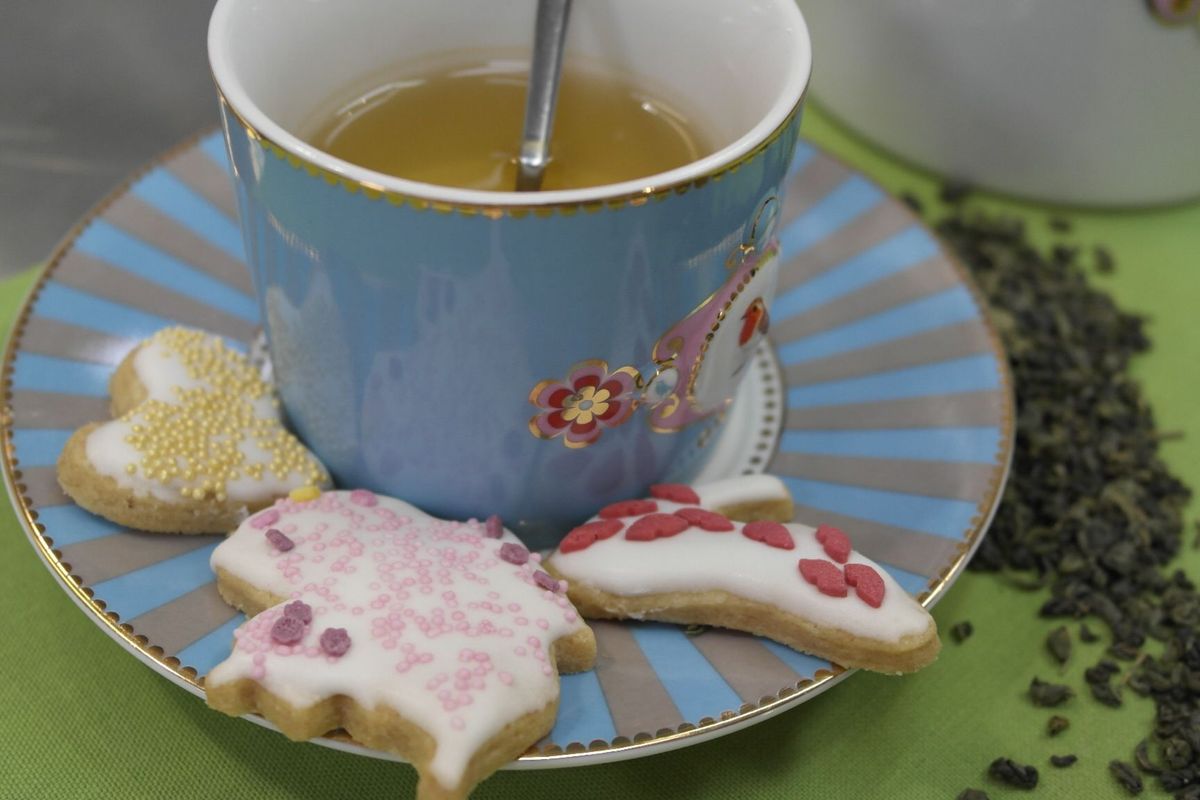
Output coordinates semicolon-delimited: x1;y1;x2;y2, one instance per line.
528;360;640;449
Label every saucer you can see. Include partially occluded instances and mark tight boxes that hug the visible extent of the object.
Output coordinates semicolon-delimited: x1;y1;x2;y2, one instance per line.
1;132;1012;766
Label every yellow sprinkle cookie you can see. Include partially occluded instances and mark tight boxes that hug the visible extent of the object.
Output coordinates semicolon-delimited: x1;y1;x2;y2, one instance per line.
56;326;329;534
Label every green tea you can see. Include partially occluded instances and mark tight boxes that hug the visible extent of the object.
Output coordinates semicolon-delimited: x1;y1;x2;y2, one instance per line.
302;58;712;191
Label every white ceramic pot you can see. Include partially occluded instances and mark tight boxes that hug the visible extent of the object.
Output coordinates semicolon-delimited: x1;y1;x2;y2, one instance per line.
800;0;1200;206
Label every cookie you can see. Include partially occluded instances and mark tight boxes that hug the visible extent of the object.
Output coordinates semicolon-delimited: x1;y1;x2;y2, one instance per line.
55;326;328;534
205;489;596;800
546;476;940;674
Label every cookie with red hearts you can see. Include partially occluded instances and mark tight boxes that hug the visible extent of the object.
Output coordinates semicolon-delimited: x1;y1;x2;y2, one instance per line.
546;476;939;674
205;489;595;800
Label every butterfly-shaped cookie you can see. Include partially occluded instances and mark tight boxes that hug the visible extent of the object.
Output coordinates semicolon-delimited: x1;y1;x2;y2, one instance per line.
205;489;596;800
546;476;940;674
56;326;328;533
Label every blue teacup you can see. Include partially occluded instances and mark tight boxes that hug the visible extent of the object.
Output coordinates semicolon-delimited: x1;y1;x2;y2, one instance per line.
209;0;812;545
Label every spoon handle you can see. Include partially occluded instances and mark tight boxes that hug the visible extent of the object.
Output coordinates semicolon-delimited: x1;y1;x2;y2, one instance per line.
516;0;573;191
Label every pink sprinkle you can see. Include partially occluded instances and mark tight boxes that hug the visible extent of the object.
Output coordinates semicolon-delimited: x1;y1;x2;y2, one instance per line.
451;717;465;730
349;489;378;507
282;600;312;623
485;515;504;539
265;528;294;551
319;627;351;656
499;542;529;565
532;570;560;592
270;615;305;645
250;509;281;529
498;671;514;686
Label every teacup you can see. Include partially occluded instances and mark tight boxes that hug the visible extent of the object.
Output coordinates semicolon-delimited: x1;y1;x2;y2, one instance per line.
208;0;812;545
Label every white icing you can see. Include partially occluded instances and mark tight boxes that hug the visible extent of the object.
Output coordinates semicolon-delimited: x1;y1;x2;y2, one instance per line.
548;479;932;643
206;490;587;790
83;328;325;505
693;474;790;510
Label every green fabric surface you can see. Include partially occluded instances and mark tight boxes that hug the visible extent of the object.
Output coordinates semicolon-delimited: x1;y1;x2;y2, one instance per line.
2;104;1197;799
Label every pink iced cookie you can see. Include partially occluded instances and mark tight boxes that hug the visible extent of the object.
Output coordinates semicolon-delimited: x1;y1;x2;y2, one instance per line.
205;490;595;800
546;475;940;674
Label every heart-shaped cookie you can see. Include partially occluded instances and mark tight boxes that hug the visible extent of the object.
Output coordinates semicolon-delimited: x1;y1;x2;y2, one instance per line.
56;326;328;533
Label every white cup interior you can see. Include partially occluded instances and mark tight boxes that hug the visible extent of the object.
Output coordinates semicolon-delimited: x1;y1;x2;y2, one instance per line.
209;0;811;205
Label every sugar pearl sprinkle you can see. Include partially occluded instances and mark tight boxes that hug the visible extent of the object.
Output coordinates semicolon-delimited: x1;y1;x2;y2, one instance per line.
119;327;325;501
210;489;585;787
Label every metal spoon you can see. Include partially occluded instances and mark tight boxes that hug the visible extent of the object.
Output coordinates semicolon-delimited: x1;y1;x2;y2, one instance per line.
515;0;572;191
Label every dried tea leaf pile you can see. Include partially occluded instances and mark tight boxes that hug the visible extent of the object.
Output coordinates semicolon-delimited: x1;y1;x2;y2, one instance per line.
915;189;1197;798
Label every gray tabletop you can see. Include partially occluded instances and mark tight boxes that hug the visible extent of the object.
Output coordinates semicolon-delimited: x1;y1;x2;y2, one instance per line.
0;0;219;276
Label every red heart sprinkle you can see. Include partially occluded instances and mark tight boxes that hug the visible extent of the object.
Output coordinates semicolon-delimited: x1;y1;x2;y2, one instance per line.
649;483;701;505
674;507;734;532
559;527;595;554
844;563;886;608
598;499;658;519
815;524;852;563
626;513;689;541
592;519;624;540
559;519;624;553
743;520;794;550
798;559;848;597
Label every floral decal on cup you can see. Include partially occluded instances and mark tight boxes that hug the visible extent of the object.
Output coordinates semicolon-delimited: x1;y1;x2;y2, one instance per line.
528;360;641;449
527;195;780;449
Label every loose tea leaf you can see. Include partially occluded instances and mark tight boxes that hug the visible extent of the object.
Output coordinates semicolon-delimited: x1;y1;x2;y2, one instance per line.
1135;739;1162;774
1050;754;1078;768
956;790;990;800
1047;715;1070;736
1029;677;1074;707
940;180;972;205
1110;760;1144;795
989;757;1039;790
1047;626;1072;664
1080;623;1099;643
1090;680;1123;708
918;189;1196;799
951;621;975;643
900;192;924;215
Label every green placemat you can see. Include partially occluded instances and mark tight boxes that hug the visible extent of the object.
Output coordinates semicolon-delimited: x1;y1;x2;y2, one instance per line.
2;106;1197;799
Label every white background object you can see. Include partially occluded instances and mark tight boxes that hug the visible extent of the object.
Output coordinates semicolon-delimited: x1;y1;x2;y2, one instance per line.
800;0;1200;206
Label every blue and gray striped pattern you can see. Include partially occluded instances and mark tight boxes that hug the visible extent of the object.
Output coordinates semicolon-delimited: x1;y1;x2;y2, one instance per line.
5;133;1011;758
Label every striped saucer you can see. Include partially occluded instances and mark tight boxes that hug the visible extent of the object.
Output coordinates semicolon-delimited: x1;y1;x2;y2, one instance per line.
2;132;1013;766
